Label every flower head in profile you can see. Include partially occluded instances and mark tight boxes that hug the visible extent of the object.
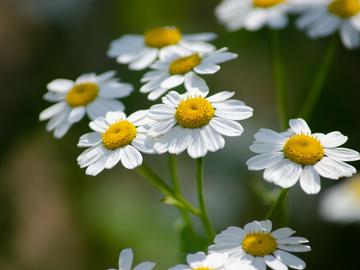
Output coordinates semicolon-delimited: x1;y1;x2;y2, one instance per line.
107;26;217;70
169;252;228;270
209;220;311;270
77;110;155;176
146;86;253;159
247;118;360;194
108;248;155;270
320;174;360;223
215;0;295;31
296;0;360;49
140;47;237;100
39;71;133;138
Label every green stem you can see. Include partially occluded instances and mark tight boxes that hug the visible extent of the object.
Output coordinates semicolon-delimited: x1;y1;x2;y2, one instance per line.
196;158;215;242
299;36;337;120
265;188;289;220
136;163;200;216
271;30;288;130
168;155;195;232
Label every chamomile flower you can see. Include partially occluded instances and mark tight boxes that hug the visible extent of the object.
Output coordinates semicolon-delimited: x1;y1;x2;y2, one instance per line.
169;252;228;270
39;71;133;138
209;220;311;270
247;118;360;194
140;46;238;100
320;174;360;223
107;248;155;270
215;0;295;31
147;86;253;159
296;0;360;49
77;110;155;176
107;26;217;70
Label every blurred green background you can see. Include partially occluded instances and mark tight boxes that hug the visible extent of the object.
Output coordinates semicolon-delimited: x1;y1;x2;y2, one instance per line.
1;0;360;270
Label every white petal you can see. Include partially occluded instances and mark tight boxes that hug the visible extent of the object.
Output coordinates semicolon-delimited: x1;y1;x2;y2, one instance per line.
148;88;170;100
182;32;217;41
289;118;311;134
209;117;244;137
184;72;209;95
47;79;73;93
85;155;107;176
202;125;225;152
148;104;175;121
325;148;360;161
194;63;220;74
128;110;149;125
106;111;126;124
68;107;86;123
207;91;234;103
249;142;283;153
54;119;72;138
277;237;309;245
187;252;207;266
129;48;158;70
43;92;65;102
133;262;156;270
274;250;306;270
107;35;144;58
99;82;133;99
120;145;143;169
254;128;287;144
147;118;176;137
263;160;302;188
314;157;356;179
299;166;321;195
76;73;96;83
89;117;108;133
78;132;102;147
264;255;288;270
162;91;182;106
187;129;208;158
105;149;122;169
180;40;216;53
244;220;263;233
161;75;185;89
340;22;360;49
87;98;125;120
247;152;284;170
214;100;253;120
278;245;311;253
271;228;296;239
244;9;268;31
320;131;348;148
39;102;67;121
119;248;134;270
77;145;104;168
251;257;266;270
168;127;192;155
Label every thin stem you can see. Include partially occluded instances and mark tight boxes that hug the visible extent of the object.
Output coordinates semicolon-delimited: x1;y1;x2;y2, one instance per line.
271;30;288;130
168;155;195;232
136;163;200;216
196;158;215;242
265;189;289;220
299;36;338;120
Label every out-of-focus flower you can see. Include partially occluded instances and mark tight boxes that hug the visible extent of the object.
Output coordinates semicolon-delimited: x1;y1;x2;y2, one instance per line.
107;26;217;70
215;0;295;31
39;71;132;138
168;252;228;270
247;118;360;194
77;111;154;175
107;248;155;270
320;174;360;223
209;220;311;270
147;86;253;159
140;47;237;100
296;0;360;49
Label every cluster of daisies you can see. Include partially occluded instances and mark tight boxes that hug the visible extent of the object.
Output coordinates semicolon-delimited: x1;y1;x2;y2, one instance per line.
39;12;360;270
216;0;360;49
109;220;311;270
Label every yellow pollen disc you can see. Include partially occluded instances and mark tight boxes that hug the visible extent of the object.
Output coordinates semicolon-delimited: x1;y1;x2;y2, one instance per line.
242;232;277;257
175;97;215;129
144;27;182;48
66;82;99;107
102;120;137;150
283;134;324;166
169;54;202;75
328;0;360;17
253;0;285;8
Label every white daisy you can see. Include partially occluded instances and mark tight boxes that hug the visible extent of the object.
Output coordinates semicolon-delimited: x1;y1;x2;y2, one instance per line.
246;118;360;194
146;86;253;159
296;0;360;49
77;110;155;176
320;174;360;223
39;71;133;138
215;0;295;31
169;252;228;270
140;46;238;100
209;220;311;270
107;248;155;270
108;26;217;70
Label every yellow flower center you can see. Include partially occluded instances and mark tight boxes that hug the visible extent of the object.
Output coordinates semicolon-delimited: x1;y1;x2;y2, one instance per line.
175;97;215;129
66;82;99;107
102;120;137;150
169;54;202;75
283;134;324;166
242;232;277;257
144;27;182;48
328;0;360;17
253;0;285;8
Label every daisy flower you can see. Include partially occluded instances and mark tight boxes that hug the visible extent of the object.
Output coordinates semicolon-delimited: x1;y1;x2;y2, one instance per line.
246;118;360;194
77;110;155;176
169;252;228;270
320;174;360;223
107;248;155;270
215;0;295;31
209;220;311;270
107;26;217;70
296;0;360;49
140;46;237;100
146;86;253;159
39;71;133;138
